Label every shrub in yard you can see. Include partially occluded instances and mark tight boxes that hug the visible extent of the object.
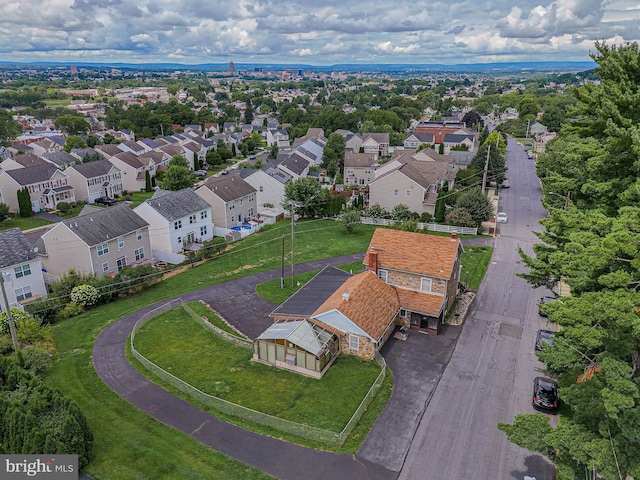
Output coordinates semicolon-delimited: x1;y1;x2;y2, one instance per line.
59;302;85;320
70;285;100;306
445;207;474;227
56;202;72;213
20;344;54;376
26;299;62;324
0;307;33;335
50;270;98;302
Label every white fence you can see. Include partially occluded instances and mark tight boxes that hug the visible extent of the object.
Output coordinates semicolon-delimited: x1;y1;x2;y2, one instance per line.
359;217;478;235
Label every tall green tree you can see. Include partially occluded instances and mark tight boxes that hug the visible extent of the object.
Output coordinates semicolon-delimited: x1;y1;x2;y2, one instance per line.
55;115;91;135
283;177;323;218
17;187;32;217
63;135;87;153
145;170;152;192
455;188;492;226
0;109;21;146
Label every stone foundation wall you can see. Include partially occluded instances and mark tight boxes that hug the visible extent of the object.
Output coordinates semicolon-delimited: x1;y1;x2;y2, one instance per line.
388;270;446;295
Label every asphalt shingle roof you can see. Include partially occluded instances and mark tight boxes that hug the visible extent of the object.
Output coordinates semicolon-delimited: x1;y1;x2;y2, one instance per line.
144;188;211;221
58;204;148;247
4;164;60;185
0;228;37;268
200;175;256;203
67;159;117;178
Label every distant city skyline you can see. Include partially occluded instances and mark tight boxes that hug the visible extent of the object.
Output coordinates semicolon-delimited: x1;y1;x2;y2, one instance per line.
0;0;638;65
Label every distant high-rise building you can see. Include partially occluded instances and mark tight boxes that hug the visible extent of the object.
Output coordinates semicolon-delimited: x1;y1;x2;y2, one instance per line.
69;65;78;74
229;61;235;74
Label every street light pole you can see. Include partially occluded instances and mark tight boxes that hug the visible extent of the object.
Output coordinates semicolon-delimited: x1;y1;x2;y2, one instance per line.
0;272;20;354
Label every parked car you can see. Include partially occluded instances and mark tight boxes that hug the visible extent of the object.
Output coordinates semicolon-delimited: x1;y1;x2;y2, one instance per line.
94;196;117;206
535;329;555;351
501;179;510;188
497;212;508;223
538;296;554;317
532;377;559;412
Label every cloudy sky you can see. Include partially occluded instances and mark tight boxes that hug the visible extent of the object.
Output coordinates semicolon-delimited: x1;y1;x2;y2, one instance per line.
1;0;638;65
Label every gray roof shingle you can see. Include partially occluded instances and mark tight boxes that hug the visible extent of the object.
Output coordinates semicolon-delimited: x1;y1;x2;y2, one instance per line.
58;204;148;246
4;164;60;185
144;188;211;221
0;228;37;268
200;175;256;202
67;159;118;178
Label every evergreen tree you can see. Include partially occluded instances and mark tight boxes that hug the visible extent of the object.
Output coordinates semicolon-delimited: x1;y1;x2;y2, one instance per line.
17;188;32;217
145;170;152;192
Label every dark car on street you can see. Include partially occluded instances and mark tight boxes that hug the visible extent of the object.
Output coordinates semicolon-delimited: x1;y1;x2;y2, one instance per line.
94;196;117;206
538;296;555;317
535;329;555;351
532;377;559;413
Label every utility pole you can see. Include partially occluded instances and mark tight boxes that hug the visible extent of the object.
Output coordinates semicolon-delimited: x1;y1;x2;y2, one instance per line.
290;203;297;287
482;145;491;194
0;273;20;354
281;234;285;289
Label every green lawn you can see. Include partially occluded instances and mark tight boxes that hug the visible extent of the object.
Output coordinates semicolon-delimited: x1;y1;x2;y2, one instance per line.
0;215;53;231
187;301;246;337
43;98;72;106
44;221;490;477
460;246;494;289
124;190;155;208
134;304;382;432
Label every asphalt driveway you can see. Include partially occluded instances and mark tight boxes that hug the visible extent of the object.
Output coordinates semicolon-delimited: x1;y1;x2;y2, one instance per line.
93;246;479;478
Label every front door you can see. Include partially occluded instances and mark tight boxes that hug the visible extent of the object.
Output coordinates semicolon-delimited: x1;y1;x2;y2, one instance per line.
116;257;127;271
185;232;195;244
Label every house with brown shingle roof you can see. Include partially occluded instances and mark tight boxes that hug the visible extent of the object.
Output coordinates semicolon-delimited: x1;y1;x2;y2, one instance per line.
364;228;463;335
344;153;377;186
311;271;400;360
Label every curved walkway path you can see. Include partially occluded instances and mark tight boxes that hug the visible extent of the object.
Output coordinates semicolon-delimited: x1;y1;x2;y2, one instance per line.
93;236;489;479
94;254;396;480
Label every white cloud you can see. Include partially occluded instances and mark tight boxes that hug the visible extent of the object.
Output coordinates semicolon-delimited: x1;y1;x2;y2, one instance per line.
0;0;637;63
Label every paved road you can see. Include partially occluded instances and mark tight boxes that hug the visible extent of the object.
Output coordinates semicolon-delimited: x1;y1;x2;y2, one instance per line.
398;138;557;480
94;254;396;480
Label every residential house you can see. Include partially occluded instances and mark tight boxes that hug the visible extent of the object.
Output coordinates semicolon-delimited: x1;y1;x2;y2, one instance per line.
404;132;435;149
36;204;151;278
414;121;478;147
65;159;124;203
95;144;124;159
203;123;219;135
344;132;363;153
362;133;390;158
0;153;50;171
41;151;78;170
196;175;257;230
442;133;477;154
0;228;48;309
118;140;147;156
368;153;456;217
278;153;311;179
27;136;66;157
344;153;377;186
310;271;400;359
133;189;213;264
363;228;463;334
0;164;75;213
107;151;154;192
294;139;325;167
241;166;290;210
267;129;290;149
529;121;548;136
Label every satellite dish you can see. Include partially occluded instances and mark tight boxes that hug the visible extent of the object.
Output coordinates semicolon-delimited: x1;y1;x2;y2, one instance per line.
33;247;39;253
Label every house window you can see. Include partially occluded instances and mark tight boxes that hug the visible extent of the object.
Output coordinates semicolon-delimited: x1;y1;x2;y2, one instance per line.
118;236;124;248
248;207;254;217
248;194;255;202
400;309;407;317
136;230;142;241
420;277;432;292
102;262;109;272
134;248;144;261
15;286;32;302
177;236;182;243
349;334;360;351
200;210;208;220
359;179;365;185
406;189;411;196
97;243;109;256
14;264;31;278
229;201;235;210
174;220;182;230
116;257;127;271
239;198;243;206
189;214;196;224
378;269;388;283
393;189;399;196
200;226;207;236
259;186;263;192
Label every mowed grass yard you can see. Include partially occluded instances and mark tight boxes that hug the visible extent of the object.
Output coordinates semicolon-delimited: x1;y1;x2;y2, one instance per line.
133;304;382;432
44;220;492;478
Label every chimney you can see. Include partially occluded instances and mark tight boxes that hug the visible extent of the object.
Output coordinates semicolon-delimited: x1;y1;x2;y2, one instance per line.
451;232;457;241
367;249;378;273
